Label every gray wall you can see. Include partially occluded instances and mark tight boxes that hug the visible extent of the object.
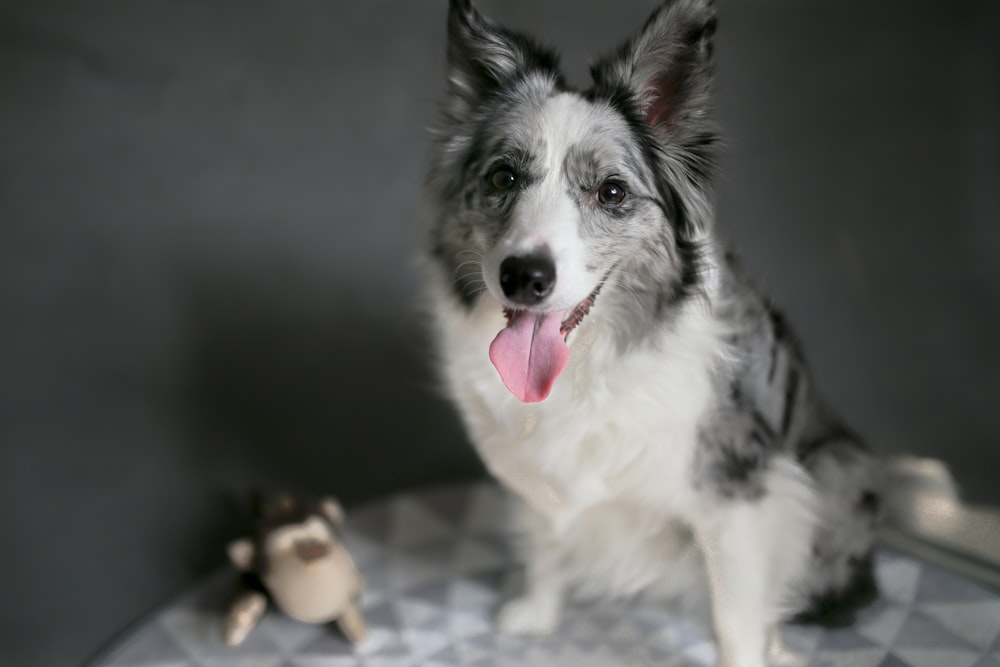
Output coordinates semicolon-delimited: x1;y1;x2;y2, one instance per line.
0;1;996;666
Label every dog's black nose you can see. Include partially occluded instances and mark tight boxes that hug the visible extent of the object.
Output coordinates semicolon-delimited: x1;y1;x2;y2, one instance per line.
499;253;556;305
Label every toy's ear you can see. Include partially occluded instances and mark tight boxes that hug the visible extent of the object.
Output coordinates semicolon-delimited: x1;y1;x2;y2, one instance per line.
319;498;344;525
227;538;255;571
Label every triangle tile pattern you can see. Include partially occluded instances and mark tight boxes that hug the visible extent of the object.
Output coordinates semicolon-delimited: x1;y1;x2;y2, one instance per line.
101;621;191;665
894;612;979;651
856;602;910;648
919;601;1000;650
94;482;1000;667
894;648;982;667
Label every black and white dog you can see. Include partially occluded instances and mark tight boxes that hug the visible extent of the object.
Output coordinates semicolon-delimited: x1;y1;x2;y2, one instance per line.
422;1;882;664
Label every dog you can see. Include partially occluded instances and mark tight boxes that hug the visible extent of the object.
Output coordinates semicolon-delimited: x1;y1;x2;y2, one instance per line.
421;2;883;665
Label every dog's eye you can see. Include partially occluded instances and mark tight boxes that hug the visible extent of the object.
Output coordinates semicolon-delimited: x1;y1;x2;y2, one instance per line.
489;167;517;191
597;181;627;206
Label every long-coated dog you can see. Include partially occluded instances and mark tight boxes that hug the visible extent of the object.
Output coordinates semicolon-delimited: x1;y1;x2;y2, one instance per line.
421;2;885;665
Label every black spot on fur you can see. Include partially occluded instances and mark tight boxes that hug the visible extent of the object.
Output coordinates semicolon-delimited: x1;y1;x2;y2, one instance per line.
858;489;881;515
780;366;800;436
697;410;771;501
792;551;879;627
767;305;804;362
767;342;779;383
668;233;709;308
752;410;775;441
728;379;742;403
710;443;767;500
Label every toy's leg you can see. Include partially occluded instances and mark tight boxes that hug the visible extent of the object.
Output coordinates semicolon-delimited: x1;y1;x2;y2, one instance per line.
224;591;267;646
337;601;368;644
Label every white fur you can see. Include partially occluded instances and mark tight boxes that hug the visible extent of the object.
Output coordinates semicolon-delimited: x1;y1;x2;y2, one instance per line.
432;290;819;666
427;93;820;667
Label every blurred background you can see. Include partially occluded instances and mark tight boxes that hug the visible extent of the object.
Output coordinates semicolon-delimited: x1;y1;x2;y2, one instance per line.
0;0;996;665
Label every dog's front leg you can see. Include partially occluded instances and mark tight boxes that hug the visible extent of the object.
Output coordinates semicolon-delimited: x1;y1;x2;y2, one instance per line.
695;501;776;667
497;509;566;635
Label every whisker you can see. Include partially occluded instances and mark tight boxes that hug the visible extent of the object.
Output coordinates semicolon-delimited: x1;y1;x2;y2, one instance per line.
453;259;483;276
453;265;488;298
461;282;487;297
455;270;485;284
454;249;484;262
609;280;645;311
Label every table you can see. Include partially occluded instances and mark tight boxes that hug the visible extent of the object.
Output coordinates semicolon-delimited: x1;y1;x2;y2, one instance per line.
94;482;1000;667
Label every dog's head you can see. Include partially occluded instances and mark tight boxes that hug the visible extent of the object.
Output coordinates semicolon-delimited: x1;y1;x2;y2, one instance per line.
426;0;720;402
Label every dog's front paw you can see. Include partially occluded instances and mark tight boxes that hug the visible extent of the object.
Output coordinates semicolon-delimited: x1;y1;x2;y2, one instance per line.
496;595;560;635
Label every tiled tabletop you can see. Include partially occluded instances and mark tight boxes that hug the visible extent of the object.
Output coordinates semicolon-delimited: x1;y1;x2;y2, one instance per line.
94;483;1000;667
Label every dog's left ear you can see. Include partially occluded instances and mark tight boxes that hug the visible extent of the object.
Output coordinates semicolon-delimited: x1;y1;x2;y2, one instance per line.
443;0;561;124
591;0;717;139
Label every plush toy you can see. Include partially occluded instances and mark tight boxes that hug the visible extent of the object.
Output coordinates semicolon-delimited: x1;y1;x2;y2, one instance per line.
224;494;367;646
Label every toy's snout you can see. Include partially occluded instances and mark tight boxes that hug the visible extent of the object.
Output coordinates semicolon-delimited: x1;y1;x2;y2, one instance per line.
295;539;331;563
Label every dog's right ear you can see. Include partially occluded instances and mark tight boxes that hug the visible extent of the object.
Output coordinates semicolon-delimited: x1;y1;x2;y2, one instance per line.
442;0;561;124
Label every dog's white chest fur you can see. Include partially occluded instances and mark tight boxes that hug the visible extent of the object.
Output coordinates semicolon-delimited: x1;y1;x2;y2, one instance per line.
435;296;724;534
423;3;881;663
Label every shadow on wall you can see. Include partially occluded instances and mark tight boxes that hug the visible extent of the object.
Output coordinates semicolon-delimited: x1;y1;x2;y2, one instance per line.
179;263;483;508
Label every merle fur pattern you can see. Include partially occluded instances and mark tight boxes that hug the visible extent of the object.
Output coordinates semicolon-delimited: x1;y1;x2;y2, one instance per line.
422;0;882;662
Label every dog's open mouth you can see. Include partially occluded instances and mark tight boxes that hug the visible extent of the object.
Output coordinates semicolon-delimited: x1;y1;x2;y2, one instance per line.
488;281;604;403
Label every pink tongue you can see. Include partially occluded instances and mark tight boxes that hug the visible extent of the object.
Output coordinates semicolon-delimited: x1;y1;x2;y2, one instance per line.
489;311;569;403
